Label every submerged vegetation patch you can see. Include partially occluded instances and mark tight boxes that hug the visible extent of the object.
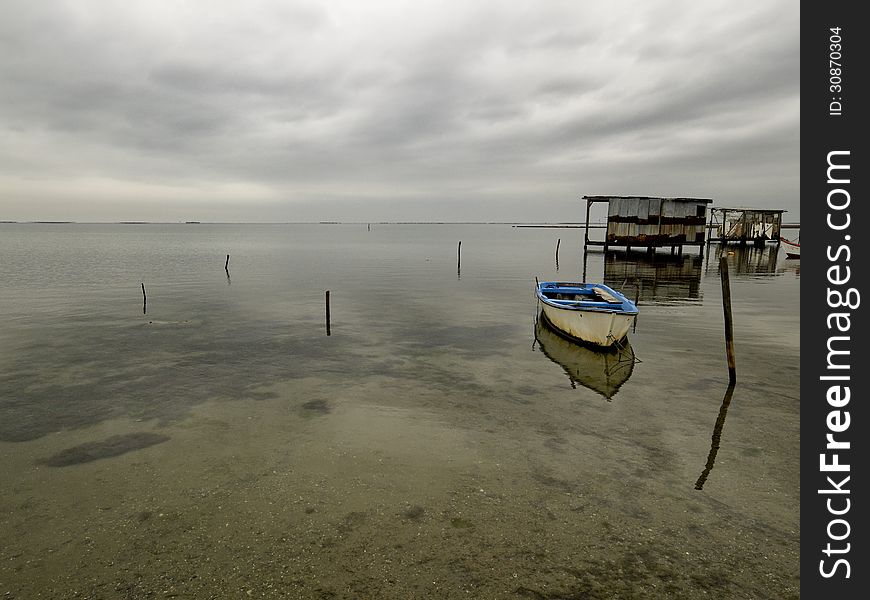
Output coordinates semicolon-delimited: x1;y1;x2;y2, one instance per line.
38;432;170;467
301;399;331;414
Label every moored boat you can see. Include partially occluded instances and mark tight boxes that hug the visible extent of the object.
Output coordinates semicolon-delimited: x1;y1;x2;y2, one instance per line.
780;236;800;259
535;281;638;347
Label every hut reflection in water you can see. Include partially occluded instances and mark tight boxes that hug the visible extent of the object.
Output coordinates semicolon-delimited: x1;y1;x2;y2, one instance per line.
706;243;780;276
601;251;703;305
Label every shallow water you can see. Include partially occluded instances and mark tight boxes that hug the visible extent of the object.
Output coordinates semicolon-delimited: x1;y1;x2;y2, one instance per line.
0;224;799;598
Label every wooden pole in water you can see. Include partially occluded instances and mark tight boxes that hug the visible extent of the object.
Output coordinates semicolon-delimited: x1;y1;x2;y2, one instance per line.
225;254;230;270
325;290;331;336
719;256;736;383
555;238;561;261
583;198;591;251
141;283;147;314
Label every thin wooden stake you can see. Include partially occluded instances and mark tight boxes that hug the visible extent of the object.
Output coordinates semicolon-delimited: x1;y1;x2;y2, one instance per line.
555;238;561;260
225;254;230;270
141;283;147;315
325;290;331;336
719;256;736;383
457;241;461;270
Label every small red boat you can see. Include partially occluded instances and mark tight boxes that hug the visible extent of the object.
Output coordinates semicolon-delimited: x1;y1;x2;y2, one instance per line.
780;236;800;259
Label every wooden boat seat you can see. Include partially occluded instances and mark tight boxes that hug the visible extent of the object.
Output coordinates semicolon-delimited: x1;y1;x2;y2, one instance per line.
591;287;623;303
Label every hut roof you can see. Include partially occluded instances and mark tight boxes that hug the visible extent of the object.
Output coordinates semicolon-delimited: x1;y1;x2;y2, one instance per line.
712;207;786;213
582;195;713;203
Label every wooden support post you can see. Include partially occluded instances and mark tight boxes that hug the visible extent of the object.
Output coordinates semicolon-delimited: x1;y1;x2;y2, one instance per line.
457;241;462;272
325;291;331;336
141;283;147;315
632;285;640;333
555;238;561;261
719;257;737;383
657;198;664;242
583;199;591;251
225;254;230;270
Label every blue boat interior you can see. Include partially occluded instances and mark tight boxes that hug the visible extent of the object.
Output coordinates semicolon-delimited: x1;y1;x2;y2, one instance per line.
537;282;638;313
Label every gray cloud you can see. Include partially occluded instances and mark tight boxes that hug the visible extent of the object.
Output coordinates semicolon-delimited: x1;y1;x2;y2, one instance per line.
0;0;799;222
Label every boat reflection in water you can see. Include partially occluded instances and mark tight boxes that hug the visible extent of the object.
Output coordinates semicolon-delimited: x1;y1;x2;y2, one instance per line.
534;315;636;400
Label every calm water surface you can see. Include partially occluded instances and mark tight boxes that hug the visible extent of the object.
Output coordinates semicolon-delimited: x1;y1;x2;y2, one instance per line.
0;224;799;599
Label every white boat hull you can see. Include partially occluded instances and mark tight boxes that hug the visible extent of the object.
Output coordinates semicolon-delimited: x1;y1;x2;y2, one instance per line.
781;237;800;258
540;303;635;347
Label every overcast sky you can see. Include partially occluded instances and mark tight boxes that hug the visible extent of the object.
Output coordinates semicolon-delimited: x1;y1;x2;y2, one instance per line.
0;0;799;223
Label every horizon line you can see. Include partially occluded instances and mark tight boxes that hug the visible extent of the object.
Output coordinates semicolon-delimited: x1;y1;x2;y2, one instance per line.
1;220;596;226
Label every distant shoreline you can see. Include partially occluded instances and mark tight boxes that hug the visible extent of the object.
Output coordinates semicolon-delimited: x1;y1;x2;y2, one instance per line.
0;221;801;228
2;221;596;226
